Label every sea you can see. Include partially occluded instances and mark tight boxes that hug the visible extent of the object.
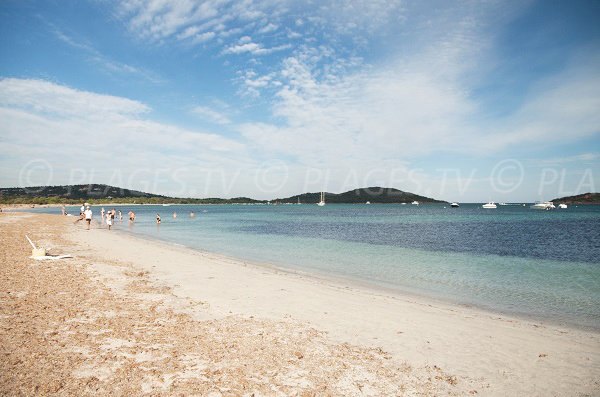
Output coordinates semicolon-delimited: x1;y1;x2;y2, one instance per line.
30;203;600;331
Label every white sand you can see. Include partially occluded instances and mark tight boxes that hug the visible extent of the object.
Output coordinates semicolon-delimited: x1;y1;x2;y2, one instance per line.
70;224;600;396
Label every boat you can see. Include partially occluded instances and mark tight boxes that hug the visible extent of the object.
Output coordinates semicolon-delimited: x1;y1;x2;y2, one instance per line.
365;201;371;205
482;202;497;209
499;202;508;206
411;201;419;205
558;203;567;209
317;192;325;206
530;201;555;210
450;202;459;207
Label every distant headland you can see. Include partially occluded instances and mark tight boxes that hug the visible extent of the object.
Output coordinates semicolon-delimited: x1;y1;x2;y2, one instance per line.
0;184;445;205
552;192;600;205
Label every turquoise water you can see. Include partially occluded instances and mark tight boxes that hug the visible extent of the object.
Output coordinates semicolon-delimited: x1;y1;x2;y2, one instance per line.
35;203;600;330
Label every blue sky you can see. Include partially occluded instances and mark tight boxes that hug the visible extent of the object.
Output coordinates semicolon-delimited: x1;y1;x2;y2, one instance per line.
0;0;599;201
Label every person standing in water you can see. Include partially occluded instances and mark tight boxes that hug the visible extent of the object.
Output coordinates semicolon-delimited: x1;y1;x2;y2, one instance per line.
84;205;93;230
118;210;123;221
156;213;161;224
173;212;177;219
101;207;105;221
106;213;113;230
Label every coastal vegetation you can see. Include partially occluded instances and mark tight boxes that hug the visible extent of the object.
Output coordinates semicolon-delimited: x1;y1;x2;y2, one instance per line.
0;184;263;205
0;184;445;205
552;192;600;205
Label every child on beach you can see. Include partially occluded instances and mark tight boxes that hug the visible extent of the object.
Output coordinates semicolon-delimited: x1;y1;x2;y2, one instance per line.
74;204;85;223
106;214;113;230
118;210;122;221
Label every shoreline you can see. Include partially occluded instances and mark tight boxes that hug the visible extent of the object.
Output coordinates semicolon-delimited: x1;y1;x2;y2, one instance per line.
8;210;600;333
79;211;598;334
66;214;600;395
2;212;599;395
116;225;598;333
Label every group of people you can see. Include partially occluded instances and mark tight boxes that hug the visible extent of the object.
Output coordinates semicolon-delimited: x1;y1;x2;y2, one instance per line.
74;204;134;231
73;204;95;230
155;211;195;224
74;205;197;229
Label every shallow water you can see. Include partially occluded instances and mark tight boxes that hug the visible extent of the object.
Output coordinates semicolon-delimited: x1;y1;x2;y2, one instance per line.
34;203;600;330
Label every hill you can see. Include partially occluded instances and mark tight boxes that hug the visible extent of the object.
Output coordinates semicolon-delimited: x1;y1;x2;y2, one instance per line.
0;184;446;205
274;187;445;204
551;192;600;205
0;184;263;205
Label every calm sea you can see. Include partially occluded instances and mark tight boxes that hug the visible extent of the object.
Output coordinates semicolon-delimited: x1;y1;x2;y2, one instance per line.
32;203;600;330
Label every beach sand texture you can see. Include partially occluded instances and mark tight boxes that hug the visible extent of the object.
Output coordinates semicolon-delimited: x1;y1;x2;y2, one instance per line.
1;212;599;396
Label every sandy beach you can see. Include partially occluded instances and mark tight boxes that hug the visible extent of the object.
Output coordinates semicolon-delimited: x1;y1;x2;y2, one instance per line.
1;212;598;396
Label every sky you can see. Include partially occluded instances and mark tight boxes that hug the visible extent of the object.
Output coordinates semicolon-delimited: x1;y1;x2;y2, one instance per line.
0;0;599;201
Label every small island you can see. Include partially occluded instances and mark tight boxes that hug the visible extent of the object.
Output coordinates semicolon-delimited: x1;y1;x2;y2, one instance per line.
552;192;600;205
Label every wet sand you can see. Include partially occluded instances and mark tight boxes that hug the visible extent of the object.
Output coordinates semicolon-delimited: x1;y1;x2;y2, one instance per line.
1;212;599;396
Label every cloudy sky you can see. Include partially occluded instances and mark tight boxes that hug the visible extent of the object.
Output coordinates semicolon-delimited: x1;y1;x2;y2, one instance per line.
1;0;599;201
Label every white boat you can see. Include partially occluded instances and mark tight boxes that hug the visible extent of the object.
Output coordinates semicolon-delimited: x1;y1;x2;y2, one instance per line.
482;202;497;209
401;202;407;205
499;202;508;206
450;202;459;207
411;201;419;205
530;201;555;210
365;201;371;205
558;203;567;209
317;192;325;206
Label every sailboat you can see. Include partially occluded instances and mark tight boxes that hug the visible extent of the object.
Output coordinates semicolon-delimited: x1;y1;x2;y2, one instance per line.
317;192;326;206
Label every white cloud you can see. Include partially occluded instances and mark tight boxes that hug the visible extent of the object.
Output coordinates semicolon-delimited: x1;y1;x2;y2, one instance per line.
0;78;251;195
237;70;274;97
258;23;278;34
237;27;600;170
222;40;291;56
191;105;232;125
176;25;201;40
115;0;408;55
0;78;149;120
117;0;278;42
177;26;216;44
530;153;600;167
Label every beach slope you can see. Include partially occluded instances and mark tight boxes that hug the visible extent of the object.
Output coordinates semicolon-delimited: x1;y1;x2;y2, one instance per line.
1;212;598;396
